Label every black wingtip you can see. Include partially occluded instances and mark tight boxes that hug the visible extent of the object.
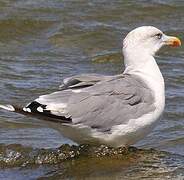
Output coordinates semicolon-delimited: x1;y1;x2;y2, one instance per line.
0;102;72;124
24;101;72;122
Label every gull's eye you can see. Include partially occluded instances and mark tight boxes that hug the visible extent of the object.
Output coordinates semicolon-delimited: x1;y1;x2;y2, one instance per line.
155;33;162;39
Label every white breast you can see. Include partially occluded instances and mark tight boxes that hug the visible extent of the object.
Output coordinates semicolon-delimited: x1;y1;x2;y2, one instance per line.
103;57;165;147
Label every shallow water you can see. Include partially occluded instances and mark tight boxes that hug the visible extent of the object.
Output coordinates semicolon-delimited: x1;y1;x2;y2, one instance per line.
0;0;183;179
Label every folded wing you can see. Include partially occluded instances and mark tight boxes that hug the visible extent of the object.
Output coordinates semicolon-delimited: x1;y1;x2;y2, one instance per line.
22;74;156;132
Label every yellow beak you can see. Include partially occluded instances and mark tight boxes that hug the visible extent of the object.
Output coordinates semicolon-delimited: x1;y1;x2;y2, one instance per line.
164;36;181;47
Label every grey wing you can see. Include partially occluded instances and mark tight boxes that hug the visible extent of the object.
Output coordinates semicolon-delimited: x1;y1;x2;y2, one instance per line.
24;74;156;132
68;75;156;131
59;74;113;90
23;74;114;121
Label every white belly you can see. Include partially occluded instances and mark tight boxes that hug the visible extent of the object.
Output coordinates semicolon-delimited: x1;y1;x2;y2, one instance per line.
46;105;163;147
102;108;163;147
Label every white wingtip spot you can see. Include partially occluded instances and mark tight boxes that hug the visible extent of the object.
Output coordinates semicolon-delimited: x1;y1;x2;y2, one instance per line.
27;108;31;113
37;106;43;112
23;107;31;112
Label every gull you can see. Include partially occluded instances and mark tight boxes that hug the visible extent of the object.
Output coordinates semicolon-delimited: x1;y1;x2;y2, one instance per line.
0;26;181;147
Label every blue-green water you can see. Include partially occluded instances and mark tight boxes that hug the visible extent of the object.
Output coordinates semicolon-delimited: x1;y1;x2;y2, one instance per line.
0;0;183;179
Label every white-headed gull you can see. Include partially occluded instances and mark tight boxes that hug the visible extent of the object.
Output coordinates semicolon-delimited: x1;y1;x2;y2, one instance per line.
0;26;181;147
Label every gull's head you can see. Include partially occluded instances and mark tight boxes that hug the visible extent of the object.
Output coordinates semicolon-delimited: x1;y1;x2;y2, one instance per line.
123;26;181;57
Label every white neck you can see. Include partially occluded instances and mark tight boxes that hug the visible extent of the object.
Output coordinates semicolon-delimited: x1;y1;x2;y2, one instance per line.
123;52;165;112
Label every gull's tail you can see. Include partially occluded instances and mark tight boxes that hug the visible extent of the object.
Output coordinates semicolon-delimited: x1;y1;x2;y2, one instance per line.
0;104;30;115
0;104;16;112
